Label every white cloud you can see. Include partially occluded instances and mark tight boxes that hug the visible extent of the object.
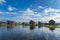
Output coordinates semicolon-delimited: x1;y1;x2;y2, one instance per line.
14;7;60;23
1;6;60;23
0;11;17;14
44;8;60;13
38;6;44;9
0;0;6;5
44;9;48;14
8;5;17;11
42;8;60;23
26;8;32;12
13;8;42;22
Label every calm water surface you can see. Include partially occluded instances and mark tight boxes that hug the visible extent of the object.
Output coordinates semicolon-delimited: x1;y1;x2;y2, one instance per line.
0;26;60;40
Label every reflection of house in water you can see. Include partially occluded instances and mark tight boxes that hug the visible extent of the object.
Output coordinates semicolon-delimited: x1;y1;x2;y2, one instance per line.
30;26;35;30
7;21;16;28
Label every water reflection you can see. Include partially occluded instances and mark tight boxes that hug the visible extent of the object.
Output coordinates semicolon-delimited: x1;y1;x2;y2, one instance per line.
7;24;16;29
30;26;36;30
0;26;60;40
45;25;56;31
7;26;15;29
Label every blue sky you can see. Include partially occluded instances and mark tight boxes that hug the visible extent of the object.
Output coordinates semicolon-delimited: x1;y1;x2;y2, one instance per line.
0;0;60;23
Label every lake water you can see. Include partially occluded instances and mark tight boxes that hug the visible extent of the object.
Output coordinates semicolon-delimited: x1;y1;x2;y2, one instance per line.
0;26;60;40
